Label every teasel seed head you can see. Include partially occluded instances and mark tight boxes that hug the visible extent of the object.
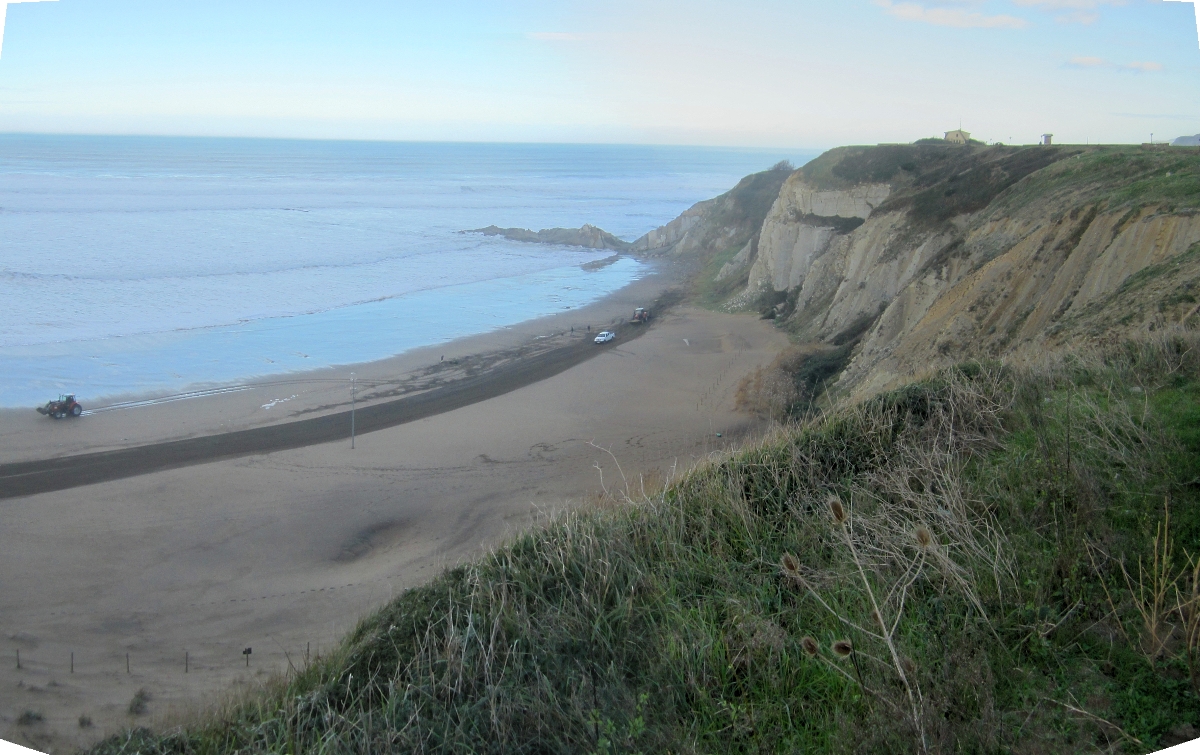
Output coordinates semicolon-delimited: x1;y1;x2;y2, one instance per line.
780;553;800;577
915;526;933;550
832;640;853;658
801;636;820;658
829;497;847;526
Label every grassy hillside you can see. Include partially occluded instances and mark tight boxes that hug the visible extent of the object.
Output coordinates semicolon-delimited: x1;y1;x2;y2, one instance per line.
994;147;1200;217
92;330;1200;754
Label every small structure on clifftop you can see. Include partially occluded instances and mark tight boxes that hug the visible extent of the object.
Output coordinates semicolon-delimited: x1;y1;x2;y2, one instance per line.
1041;134;1054;146
944;129;971;145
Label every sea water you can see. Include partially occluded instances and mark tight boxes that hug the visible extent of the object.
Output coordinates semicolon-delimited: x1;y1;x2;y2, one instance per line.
0;136;812;408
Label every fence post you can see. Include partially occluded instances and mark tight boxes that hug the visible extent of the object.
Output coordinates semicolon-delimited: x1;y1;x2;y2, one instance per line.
15;649;19;670
185;652;189;673
126;653;130;674
71;652;74;674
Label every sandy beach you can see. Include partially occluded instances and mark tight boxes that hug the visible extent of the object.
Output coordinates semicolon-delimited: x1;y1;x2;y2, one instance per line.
0;262;680;467
0;288;789;753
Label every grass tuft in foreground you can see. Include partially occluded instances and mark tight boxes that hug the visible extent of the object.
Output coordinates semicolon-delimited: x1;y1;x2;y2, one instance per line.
91;331;1200;754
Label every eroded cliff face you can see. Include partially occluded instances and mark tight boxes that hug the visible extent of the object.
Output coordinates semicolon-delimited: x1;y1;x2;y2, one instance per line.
637;144;1200;399
781;147;1200;396
746;179;891;294
631;168;793;261
849;206;1200;395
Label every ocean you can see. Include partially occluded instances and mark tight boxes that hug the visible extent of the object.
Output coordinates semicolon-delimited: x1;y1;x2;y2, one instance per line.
0;136;812;408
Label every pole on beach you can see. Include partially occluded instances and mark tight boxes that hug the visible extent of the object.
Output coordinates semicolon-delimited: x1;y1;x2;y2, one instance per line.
15;649;19;669
350;372;357;450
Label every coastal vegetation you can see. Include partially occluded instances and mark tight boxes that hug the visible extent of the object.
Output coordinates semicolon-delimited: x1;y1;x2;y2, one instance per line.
82;143;1200;753
91;330;1200;754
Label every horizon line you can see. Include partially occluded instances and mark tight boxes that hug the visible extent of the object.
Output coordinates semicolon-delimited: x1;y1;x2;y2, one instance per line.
0;129;826;153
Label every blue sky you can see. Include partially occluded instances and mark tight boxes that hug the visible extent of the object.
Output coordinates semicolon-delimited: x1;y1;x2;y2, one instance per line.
0;0;1195;147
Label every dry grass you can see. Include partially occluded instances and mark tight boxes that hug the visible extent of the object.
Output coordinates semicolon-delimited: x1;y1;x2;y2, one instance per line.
88;331;1200;755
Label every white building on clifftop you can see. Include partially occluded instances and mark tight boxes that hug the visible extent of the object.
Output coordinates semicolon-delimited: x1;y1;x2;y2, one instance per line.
944;129;971;145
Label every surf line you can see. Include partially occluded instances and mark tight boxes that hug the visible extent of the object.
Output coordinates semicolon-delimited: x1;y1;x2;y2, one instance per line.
78;376;397;416
81;385;255;415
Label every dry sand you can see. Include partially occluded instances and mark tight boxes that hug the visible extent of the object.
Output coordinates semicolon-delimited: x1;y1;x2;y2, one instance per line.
0;303;788;753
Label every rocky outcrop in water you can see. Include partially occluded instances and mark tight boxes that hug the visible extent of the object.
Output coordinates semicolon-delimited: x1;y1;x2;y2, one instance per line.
465;224;631;251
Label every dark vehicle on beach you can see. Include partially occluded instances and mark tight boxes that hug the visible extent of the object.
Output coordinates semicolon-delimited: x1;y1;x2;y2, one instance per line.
37;394;83;419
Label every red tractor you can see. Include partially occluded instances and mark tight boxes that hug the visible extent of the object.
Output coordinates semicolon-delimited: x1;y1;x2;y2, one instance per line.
37;394;83;419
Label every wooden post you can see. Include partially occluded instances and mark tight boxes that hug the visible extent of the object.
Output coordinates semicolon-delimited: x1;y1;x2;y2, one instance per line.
15;649;19;669
71;652;74;673
126;653;130;674
185;652;189;673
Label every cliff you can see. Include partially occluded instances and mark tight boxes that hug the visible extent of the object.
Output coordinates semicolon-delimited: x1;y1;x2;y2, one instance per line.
469;145;1200;403
629;167;792;259
636;143;1200;402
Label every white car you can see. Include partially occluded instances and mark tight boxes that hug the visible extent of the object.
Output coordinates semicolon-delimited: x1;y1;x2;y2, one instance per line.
594;331;615;343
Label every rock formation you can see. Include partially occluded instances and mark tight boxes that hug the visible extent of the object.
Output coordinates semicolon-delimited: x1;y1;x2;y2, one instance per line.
464;224;631;251
633;143;1200;398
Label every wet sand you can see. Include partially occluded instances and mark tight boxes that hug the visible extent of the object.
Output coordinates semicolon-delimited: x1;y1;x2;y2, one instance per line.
0;302;789;753
0;291;679;500
0;262;680;467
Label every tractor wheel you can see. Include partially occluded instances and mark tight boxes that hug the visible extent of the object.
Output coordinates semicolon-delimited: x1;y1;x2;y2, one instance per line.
53;412;62;419
71;405;83;417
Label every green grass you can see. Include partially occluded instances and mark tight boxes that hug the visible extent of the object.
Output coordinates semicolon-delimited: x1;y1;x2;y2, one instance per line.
692;242;754;309
90;333;1200;754
995;147;1200;217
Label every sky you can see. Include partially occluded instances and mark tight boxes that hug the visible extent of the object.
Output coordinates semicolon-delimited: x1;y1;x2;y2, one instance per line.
0;0;1196;148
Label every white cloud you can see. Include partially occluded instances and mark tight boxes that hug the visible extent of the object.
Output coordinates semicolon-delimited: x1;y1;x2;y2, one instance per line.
1066;55;1165;71
0;0;57;60
874;0;1030;27
1012;0;1125;8
1010;0;1126;25
1056;11;1101;23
